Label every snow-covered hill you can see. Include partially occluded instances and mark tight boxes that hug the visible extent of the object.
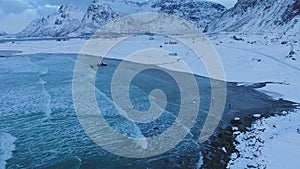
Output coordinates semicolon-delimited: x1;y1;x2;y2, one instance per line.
206;0;300;35
0;30;7;36
18;0;226;37
17;5;84;37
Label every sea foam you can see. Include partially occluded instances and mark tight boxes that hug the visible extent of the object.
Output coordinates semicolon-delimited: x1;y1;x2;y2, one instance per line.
0;132;17;169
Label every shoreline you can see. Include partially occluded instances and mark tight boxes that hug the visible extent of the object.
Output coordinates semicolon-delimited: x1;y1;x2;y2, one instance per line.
201;107;298;169
227;109;300;169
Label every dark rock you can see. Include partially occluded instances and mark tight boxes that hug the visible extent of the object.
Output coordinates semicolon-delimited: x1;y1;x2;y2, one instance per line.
232;35;244;41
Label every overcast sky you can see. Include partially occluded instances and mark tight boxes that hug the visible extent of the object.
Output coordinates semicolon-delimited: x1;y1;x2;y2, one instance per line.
0;0;237;34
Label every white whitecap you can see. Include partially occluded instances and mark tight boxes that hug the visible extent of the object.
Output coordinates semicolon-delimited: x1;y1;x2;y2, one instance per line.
0;132;17;169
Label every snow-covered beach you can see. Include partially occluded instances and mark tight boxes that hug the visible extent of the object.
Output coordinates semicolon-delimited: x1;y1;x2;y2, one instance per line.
0;32;299;168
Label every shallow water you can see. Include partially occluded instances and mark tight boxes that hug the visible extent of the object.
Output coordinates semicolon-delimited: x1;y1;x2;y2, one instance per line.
0;53;293;169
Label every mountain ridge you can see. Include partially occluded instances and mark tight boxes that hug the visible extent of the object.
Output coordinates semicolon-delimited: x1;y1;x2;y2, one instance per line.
18;0;226;37
205;0;300;36
0;29;7;36
17;4;84;37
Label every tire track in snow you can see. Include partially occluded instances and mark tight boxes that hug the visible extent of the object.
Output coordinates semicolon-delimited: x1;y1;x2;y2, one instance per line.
220;45;300;72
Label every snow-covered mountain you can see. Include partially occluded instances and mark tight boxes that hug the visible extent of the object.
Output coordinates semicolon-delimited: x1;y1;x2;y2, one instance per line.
73;0;153;36
73;0;158;36
206;0;300;35
18;0;226;37
17;5;84;37
0;30;7;36
152;0;226;29
77;1;120;36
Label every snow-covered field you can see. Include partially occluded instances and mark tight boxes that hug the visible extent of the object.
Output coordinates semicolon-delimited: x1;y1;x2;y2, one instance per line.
0;33;299;168
209;33;300;102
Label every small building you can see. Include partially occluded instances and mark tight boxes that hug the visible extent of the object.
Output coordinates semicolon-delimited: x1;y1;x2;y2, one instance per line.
57;38;70;41
169;41;178;45
145;32;154;36
169;52;178;56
